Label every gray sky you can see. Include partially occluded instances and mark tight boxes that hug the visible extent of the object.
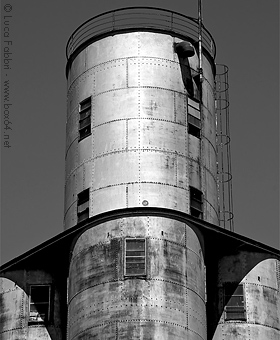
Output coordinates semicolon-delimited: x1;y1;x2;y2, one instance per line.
1;0;279;265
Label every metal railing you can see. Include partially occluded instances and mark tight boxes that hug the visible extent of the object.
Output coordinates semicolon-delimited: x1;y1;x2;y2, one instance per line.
66;7;216;63
215;64;234;231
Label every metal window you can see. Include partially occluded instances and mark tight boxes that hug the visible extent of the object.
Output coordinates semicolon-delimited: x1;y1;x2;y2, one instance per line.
29;285;51;323
79;97;91;141
190;186;203;219
224;284;246;321
125;238;146;276
77;188;89;222
188;114;201;138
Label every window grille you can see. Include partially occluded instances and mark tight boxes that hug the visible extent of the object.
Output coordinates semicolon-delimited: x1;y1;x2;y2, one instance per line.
125;238;146;276
29;285;51;324
77;188;89;222
79;97;91;141
224;283;246;321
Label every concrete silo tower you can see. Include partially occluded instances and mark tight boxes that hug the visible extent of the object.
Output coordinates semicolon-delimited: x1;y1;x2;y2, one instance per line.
65;7;217;339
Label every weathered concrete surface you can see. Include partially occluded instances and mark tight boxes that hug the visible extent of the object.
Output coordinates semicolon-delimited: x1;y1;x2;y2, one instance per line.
64;31;218;230
68;217;206;339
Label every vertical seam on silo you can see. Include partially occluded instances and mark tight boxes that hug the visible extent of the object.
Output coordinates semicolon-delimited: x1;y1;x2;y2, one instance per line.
126;119;129;208
85;46;87;70
186;281;188;330
174;92;178;188
186;225;189;330
185;96;189;212
82;164;85;190
126;186;128;208
244;281;249;326
173;91;176;122
175;153;178;188
74;87;78;226
126;120;128;151
91;71;95;217
173;36;176;62
115;238;119;281
200;106;205;219
138;34;141;205
126;58;128;88
115;320;118;339
20;287;24;330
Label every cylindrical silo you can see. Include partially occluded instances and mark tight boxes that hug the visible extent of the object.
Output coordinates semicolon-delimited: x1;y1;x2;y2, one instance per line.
68;217;206;339
64;7;216;339
213;255;280;340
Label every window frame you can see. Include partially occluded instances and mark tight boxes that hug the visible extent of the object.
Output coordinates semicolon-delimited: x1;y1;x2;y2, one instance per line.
28;284;51;325
189;186;203;219
79;97;92;141
224;283;246;321
124;238;146;277
188;114;201;139
77;188;90;223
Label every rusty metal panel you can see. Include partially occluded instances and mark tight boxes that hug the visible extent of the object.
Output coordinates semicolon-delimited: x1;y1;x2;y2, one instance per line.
186;246;205;298
76;69;95;100
65;139;78;179
187;288;207;340
65;173;77;208
139;32;174;59
91;185;126;216
66;109;78;150
246;283;279;328
149;237;186;285
201;54;215;86
139;58;183;92
204;171;219;223
174;91;187;125
140;120;186;155
140;88;175;121
177;156;188;189
147;217;186;244
95;59;127;96
189;135;200;161
128;57;184;93
126;183;141;207
75;164;84;194
140;152;177;185
83;160;92;189
69;49;86;84
27;327;52;339
64;173;76;215
93;152;139;189
94;88;139;126
95;120;126;155
63;202;76;229
189;159;201;189
127;119;139;149
138;182;188;212
86;33;139;69
67;83;81;119
244;258;279;289
0;279;26;333
213;323;280;340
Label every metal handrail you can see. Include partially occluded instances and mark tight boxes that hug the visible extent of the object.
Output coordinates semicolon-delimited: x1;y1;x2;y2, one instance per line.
66;7;216;62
